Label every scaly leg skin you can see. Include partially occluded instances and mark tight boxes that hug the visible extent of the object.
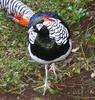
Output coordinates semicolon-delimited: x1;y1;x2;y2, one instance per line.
49;63;57;79
35;64;51;95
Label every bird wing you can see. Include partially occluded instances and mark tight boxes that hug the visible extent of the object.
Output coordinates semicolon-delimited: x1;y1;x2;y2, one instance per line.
43;19;69;45
28;26;38;44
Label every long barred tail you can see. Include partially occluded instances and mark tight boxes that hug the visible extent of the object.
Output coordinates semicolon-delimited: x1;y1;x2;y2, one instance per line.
0;0;35;21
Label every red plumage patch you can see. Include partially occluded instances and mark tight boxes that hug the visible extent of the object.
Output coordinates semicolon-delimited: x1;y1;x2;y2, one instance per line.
13;14;29;27
43;16;55;22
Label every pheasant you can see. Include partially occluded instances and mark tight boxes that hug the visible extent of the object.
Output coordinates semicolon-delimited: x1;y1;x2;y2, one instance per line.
28;12;72;95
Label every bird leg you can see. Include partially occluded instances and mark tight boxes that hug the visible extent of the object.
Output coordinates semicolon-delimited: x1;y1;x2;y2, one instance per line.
34;64;50;95
49;63;57;79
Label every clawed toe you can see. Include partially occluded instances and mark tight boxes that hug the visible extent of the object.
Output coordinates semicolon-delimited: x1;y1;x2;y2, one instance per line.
34;82;50;95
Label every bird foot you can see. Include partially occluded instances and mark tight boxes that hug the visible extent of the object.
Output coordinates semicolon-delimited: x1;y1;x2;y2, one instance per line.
34;82;50;95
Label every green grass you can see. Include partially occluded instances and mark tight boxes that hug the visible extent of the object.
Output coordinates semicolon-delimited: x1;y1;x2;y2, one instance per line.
24;0;89;25
0;0;95;94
